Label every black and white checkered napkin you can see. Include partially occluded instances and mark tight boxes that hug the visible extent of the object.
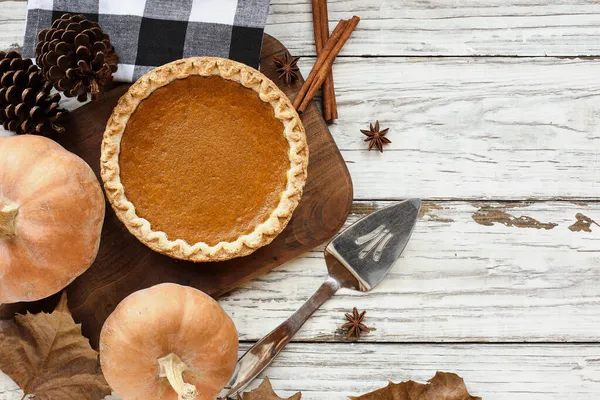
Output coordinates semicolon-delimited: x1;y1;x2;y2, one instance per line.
22;0;271;82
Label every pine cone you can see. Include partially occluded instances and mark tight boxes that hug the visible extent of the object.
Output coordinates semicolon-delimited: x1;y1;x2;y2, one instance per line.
35;13;118;102
0;51;67;135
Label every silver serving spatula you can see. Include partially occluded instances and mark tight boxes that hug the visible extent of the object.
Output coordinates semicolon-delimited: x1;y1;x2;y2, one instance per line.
221;198;421;399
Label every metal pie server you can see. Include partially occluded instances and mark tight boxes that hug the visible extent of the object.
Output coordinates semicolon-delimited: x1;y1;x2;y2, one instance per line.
220;198;421;399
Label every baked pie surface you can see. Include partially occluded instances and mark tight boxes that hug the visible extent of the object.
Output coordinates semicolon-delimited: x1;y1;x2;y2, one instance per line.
100;57;308;262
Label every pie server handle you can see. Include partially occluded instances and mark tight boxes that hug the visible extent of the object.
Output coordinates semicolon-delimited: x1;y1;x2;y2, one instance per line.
220;276;341;399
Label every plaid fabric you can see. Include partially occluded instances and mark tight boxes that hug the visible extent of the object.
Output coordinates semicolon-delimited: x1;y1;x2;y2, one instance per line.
22;0;271;82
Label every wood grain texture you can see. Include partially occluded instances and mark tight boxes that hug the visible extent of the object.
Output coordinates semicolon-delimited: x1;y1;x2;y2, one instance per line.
0;2;24;53
293;57;600;200
0;35;353;349
266;0;600;56
4;343;600;400
5;0;600;57
221;200;600;342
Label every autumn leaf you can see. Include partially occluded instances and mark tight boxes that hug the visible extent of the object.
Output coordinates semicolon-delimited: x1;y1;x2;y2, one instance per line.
0;292;112;400
349;371;481;400
241;377;302;400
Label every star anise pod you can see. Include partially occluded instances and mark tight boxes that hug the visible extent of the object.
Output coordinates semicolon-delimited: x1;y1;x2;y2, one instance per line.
361;121;391;153
342;307;371;339
273;53;300;86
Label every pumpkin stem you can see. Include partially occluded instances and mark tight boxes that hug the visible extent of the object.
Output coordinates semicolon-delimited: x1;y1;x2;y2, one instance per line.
158;353;198;400
0;199;18;239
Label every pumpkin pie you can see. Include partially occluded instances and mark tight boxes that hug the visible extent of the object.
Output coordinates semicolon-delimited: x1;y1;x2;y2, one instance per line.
100;57;308;262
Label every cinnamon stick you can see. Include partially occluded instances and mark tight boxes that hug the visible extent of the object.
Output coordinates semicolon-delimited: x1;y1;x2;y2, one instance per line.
312;0;325;49
297;16;360;113
313;0;337;121
293;19;348;110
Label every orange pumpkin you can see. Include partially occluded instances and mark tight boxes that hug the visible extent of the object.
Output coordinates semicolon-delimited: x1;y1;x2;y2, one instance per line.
0;135;105;303
100;283;239;400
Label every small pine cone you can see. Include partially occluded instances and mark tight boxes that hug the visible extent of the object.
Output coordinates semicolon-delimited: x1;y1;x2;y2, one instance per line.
35;13;119;102
0;51;67;135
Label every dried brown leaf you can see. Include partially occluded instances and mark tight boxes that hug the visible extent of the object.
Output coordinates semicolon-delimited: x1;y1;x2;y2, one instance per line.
241;377;302;400
349;371;481;400
0;292;111;400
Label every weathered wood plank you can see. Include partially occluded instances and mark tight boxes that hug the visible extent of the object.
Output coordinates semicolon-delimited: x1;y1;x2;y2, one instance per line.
1;202;597;343
0;2;24;53
309;57;600;200
267;0;600;56
2;343;600;399
221;200;600;342
4;0;600;56
239;343;600;400
0;377;19;400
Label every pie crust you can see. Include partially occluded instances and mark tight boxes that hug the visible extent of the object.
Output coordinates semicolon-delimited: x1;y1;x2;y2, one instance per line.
100;57;308;262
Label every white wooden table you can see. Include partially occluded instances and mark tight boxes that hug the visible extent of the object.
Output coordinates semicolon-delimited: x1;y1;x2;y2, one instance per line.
2;1;600;398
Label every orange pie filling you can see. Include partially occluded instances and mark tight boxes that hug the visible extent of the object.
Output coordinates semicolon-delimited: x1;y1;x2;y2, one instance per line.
119;75;290;246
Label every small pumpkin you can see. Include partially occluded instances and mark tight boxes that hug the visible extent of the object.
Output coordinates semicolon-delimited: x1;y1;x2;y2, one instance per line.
100;283;239;400
0;135;105;303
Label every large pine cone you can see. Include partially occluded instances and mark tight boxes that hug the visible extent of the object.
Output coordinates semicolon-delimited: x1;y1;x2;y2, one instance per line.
35;14;118;102
0;51;67;135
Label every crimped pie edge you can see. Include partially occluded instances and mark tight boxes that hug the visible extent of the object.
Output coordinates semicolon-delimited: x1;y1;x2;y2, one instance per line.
100;57;308;262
